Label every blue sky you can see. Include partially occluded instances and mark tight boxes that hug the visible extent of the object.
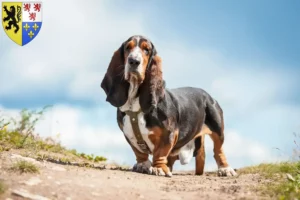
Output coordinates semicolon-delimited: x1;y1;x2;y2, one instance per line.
0;0;299;171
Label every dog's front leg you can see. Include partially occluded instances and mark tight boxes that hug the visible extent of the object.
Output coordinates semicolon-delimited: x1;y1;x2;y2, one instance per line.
148;127;178;177
124;136;152;174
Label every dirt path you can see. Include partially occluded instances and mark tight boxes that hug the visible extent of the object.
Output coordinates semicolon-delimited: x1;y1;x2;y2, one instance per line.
0;151;269;200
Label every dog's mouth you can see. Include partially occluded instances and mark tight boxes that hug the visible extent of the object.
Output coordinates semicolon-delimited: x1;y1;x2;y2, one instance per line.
127;71;144;85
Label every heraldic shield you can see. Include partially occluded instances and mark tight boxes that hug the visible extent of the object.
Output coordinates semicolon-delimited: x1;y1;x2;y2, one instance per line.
2;2;42;46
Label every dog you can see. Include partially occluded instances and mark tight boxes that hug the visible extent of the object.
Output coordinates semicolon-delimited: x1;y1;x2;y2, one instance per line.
101;35;237;177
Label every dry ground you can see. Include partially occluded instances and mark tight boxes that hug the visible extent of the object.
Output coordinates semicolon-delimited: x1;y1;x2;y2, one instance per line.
0;151;272;200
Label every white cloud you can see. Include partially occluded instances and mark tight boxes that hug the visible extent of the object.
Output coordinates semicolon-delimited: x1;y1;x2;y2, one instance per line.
35;105;127;150
0;0;298;108
0;0;147;100
0;104;133;163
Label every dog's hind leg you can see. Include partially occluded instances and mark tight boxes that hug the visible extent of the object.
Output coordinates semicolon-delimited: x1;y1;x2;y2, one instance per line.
205;100;237;177
209;132;237;176
194;135;205;175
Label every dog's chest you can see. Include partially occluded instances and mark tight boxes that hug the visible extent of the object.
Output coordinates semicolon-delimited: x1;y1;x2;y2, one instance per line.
120;98;155;153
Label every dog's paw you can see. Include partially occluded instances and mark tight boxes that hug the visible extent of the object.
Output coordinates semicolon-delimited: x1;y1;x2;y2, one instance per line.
132;160;153;174
217;166;237;177
151;165;172;177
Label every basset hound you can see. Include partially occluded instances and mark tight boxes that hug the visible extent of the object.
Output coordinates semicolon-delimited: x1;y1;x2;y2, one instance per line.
101;35;237;177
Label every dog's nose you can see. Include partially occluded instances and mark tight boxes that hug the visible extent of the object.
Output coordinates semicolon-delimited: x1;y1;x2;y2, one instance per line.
128;57;141;69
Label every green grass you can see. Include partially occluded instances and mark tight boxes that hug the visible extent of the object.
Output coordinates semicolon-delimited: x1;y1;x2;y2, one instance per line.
240;162;300;178
0;180;6;194
240;159;300;199
238;132;300;199
239;132;300;200
0;106;107;164
10;160;39;174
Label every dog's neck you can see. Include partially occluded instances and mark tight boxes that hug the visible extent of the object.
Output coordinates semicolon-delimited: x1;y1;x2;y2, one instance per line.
119;81;141;112
119;78;166;113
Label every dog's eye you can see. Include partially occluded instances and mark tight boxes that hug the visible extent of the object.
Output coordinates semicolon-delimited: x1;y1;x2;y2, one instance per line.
144;49;149;55
125;45;131;51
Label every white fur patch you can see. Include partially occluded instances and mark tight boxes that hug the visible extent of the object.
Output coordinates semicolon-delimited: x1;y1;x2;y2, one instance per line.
218;166;237;177
120;95;140;112
178;139;195;165
120;97;155;154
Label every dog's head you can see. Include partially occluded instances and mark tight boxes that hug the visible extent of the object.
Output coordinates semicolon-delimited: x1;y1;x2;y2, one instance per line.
122;35;157;84
101;35;164;112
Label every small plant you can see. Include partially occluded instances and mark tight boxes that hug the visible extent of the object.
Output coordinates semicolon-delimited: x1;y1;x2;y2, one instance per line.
240;162;299;178
0;106;107;164
10;160;39;174
273;173;300;199
0;180;6;194
94;155;107;162
240;132;300;199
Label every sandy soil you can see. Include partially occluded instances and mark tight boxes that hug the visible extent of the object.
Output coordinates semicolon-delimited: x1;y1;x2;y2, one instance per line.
0;151;270;200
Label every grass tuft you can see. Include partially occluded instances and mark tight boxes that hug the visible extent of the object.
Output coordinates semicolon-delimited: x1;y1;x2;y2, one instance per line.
240;135;300;199
240;161;300;178
0;180;6;194
0;106;107;164
10;160;39;174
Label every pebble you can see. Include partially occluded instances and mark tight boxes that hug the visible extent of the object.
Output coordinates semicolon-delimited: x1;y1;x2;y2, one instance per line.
286;173;295;182
51;166;66;172
91;192;100;196
10;154;40;165
55;181;61;185
20;177;42;186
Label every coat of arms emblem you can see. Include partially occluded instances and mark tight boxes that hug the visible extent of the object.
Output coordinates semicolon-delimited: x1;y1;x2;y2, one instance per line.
2;2;42;46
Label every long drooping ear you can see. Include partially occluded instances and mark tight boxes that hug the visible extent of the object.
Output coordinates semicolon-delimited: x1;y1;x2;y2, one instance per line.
139;44;165;113
101;43;130;107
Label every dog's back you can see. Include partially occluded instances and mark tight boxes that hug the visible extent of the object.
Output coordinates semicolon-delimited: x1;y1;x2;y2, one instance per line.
165;87;224;149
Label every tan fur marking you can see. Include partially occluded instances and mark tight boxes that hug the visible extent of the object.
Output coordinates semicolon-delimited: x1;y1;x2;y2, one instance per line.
125;40;135;53
209;133;229;168
148;127;178;174
194;124;229;174
193;124;213;139
195;135;205;175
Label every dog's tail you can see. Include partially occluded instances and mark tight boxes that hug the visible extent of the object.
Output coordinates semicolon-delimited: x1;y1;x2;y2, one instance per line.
204;97;225;143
